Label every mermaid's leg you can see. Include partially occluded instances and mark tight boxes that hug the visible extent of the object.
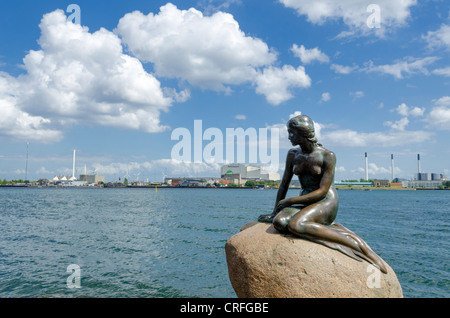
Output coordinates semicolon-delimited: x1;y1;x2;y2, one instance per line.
271;207;301;233
287;202;387;273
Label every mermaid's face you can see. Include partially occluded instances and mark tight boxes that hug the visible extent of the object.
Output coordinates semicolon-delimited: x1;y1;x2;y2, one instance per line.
287;126;303;146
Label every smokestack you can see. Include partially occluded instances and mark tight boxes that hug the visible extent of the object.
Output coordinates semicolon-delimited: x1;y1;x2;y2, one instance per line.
72;149;76;178
417;153;421;174
365;152;368;181
391;154;394;181
25;142;29;182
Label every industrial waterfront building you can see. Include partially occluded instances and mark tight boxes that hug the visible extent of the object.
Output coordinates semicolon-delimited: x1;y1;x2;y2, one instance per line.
49;174;105;186
78;174;105;184
162;164;280;187
220;164;280;184
402;172;445;189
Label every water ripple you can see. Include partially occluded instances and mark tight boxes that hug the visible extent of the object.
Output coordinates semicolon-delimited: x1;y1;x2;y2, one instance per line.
0;187;448;297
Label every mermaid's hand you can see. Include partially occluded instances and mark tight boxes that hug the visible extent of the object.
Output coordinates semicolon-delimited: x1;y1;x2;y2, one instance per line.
275;198;292;212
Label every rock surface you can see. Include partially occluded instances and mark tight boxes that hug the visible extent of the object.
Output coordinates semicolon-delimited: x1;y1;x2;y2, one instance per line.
225;221;403;298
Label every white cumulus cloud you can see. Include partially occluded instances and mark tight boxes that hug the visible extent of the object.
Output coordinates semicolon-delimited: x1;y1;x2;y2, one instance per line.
320;128;432;148
330;64;358;74
320;92;331;102
267;110;433;151
91;158;222;179
426;96;450;130
363;57;439;79
332;57;440;80
0;72;63;143
291;44;329;64
432;67;450;77
0;9;178;142
423;24;450;50
357;163;391;176
117;3;310;105
116;3;276;91
394;103;425;117
254;65;311;105
383;117;409;131
279;0;417;37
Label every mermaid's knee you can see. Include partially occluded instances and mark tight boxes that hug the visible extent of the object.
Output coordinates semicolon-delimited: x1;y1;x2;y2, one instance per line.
287;219;308;235
273;213;290;233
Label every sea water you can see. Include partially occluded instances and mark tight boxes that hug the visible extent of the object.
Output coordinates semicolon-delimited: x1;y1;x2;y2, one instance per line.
0;187;448;298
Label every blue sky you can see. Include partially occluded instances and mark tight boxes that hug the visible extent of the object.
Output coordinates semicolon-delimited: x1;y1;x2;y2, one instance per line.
0;0;449;183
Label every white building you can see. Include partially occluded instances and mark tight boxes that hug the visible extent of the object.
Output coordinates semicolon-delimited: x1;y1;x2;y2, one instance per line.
50;175;88;186
78;174;105;184
220;164;280;181
402;180;444;189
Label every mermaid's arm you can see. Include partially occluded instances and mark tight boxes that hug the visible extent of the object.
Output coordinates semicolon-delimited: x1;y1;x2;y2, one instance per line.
271;149;295;214
258;149;295;222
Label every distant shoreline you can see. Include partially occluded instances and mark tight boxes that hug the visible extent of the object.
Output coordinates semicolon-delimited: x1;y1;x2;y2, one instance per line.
335;186;449;191
1;184;448;190
335;187;416;191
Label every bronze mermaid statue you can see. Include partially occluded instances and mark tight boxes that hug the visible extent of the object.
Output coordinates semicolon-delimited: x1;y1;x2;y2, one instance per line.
258;114;387;274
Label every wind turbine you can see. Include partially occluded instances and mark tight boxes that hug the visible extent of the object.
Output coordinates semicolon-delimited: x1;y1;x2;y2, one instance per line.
124;169;131;182
162;169;168;183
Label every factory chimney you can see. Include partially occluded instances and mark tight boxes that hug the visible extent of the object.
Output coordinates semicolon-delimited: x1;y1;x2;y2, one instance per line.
417;153;421;174
365;152;369;181
391;154;394;181
72;149;76;179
